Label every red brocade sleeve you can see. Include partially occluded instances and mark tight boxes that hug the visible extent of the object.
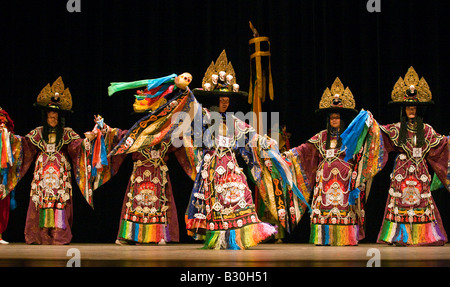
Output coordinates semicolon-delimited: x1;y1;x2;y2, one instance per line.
18;137;38;180
291;141;320;189
75;127;129;208
427;134;450;191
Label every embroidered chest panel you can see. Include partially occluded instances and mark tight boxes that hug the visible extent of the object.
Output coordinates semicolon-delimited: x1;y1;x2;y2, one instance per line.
309;131;358;225
381;123;441;224
31;151;72;210
194;148;259;231
124;141;171;224
26;127;80;154
308;130;346;164
381;123;442;164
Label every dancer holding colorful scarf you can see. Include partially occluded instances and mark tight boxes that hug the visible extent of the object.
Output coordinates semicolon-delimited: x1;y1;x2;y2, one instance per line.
341;67;449;246
4;77;117;244
284;78;383;246
105;73;199;245
108;51;307;249
0;107;21;244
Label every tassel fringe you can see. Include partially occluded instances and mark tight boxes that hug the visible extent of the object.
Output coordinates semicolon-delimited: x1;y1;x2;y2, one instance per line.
119;219;170;243
310;224;359;246
378;220;446;245
39;208;66;229
202;222;277;250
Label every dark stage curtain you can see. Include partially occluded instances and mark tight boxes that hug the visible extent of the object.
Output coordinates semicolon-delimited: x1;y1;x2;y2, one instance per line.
1;0;449;243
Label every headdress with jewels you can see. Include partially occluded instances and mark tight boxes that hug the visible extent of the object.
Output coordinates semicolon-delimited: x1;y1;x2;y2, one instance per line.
389;66;433;106
194;50;248;98
34;77;73;113
315;77;358;116
193;50;248;112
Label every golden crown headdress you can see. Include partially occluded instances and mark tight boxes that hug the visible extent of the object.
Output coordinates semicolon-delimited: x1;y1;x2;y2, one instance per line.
201;50;238;92
316;77;357;115
390;66;433;105
35;76;73;112
193;49;248;99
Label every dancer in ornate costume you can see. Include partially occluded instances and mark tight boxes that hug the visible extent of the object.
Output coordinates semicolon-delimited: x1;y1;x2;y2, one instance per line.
341;67;449;246
0;108;20;244
4;77;110;244
108;51;307;249
284;78;382;246
106;73;198;245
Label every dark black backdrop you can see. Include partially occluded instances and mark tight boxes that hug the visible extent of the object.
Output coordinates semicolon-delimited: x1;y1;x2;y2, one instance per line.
1;0;449;243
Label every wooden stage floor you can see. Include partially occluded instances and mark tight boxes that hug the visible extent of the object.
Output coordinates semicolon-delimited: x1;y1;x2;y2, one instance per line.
0;243;449;267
